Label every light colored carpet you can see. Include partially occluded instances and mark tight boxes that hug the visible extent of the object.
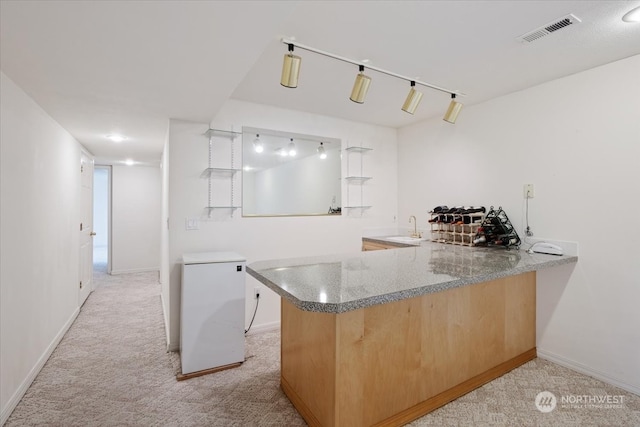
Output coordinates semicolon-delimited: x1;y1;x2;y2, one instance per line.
5;269;639;426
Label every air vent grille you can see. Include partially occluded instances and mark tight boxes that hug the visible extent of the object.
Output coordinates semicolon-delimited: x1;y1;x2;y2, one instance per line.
517;14;581;43
545;18;572;32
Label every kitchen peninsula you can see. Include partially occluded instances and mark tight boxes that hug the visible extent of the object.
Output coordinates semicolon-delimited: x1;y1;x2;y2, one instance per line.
248;240;577;427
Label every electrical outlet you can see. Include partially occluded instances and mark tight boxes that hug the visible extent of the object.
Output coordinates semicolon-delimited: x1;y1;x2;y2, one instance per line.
524;184;534;199
254;287;260;299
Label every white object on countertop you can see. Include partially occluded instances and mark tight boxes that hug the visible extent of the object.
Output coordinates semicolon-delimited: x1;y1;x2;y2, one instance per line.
180;251;246;375
524;237;578;256
529;242;564;256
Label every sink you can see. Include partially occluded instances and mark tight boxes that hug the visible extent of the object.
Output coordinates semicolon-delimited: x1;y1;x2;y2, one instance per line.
386;236;423;244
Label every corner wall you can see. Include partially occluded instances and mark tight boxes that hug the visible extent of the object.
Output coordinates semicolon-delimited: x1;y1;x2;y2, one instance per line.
164;101;398;350
397;55;640;393
0;72;82;423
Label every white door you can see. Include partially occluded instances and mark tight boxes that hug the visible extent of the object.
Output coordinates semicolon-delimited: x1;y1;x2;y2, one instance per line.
79;151;94;306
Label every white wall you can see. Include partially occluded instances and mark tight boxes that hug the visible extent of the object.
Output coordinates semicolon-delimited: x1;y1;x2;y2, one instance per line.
397;55;640;393
163;101;398;350
110;164;161;274
0;72;82;423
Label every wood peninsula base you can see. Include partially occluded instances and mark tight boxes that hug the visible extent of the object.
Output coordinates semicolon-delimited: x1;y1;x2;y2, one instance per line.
280;271;536;427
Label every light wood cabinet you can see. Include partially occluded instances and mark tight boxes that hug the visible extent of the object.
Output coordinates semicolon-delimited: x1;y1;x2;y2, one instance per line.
361;240;401;251
280;271;537;427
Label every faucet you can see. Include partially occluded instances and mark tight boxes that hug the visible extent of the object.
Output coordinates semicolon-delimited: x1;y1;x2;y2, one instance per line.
409;215;421;238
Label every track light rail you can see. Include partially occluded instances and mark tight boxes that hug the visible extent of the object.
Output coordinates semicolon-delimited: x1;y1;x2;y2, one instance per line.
281;38;464;97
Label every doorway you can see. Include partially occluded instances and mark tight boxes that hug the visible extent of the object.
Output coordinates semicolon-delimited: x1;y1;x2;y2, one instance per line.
93;166;111;275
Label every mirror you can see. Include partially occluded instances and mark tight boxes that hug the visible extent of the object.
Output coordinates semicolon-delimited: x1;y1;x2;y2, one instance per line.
242;127;341;216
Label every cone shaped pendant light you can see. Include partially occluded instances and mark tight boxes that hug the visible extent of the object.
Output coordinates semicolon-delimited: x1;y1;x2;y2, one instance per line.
281;44;301;88
350;65;371;103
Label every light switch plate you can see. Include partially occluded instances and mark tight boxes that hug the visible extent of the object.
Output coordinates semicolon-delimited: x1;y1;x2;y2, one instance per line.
185;218;199;230
524;184;534;199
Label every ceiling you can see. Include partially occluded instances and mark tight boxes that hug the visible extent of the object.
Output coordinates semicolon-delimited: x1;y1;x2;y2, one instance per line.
2;1;639;165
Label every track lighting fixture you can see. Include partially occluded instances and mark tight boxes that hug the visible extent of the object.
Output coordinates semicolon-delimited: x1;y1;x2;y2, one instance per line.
281;44;301;88
287;138;297;156
317;142;327;159
401;81;423;114
350;65;371;104
443;94;463;124
278;38;465;122
253;134;264;153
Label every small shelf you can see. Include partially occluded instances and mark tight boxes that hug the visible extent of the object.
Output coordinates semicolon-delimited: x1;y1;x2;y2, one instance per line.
205;128;241;139
345;146;373;153
202;129;242;218
345;176;373;182
345;145;373;215
205;206;241;211
200;167;241;179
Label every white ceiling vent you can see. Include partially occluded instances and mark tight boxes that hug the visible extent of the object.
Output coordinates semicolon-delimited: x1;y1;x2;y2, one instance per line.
517;14;582;43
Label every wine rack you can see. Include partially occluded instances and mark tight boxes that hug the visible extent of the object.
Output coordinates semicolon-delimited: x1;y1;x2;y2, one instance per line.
473;206;521;250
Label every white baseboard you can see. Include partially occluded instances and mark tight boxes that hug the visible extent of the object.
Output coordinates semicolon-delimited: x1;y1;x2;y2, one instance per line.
245;321;280;336
1;307;80;425
159;293;174;352
537;349;640;396
110;267;159;275
111;267;160;276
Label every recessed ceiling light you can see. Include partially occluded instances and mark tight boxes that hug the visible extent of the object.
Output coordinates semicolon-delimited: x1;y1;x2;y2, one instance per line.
107;134;127;143
124;159;135;166
361;59;370;64
622;6;640;22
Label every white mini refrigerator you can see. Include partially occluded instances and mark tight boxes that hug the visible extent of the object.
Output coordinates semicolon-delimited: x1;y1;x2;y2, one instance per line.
181;251;246;375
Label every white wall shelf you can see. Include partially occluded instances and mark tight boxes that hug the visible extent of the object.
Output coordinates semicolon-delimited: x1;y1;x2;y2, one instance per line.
205;128;242;139
205;206;241;211
343;205;372;210
345;176;372;182
200;168;241;179
345;146;373;153
203;128;242;217
345;144;372;216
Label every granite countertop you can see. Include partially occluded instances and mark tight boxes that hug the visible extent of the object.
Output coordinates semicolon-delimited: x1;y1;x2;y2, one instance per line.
247;240;578;314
